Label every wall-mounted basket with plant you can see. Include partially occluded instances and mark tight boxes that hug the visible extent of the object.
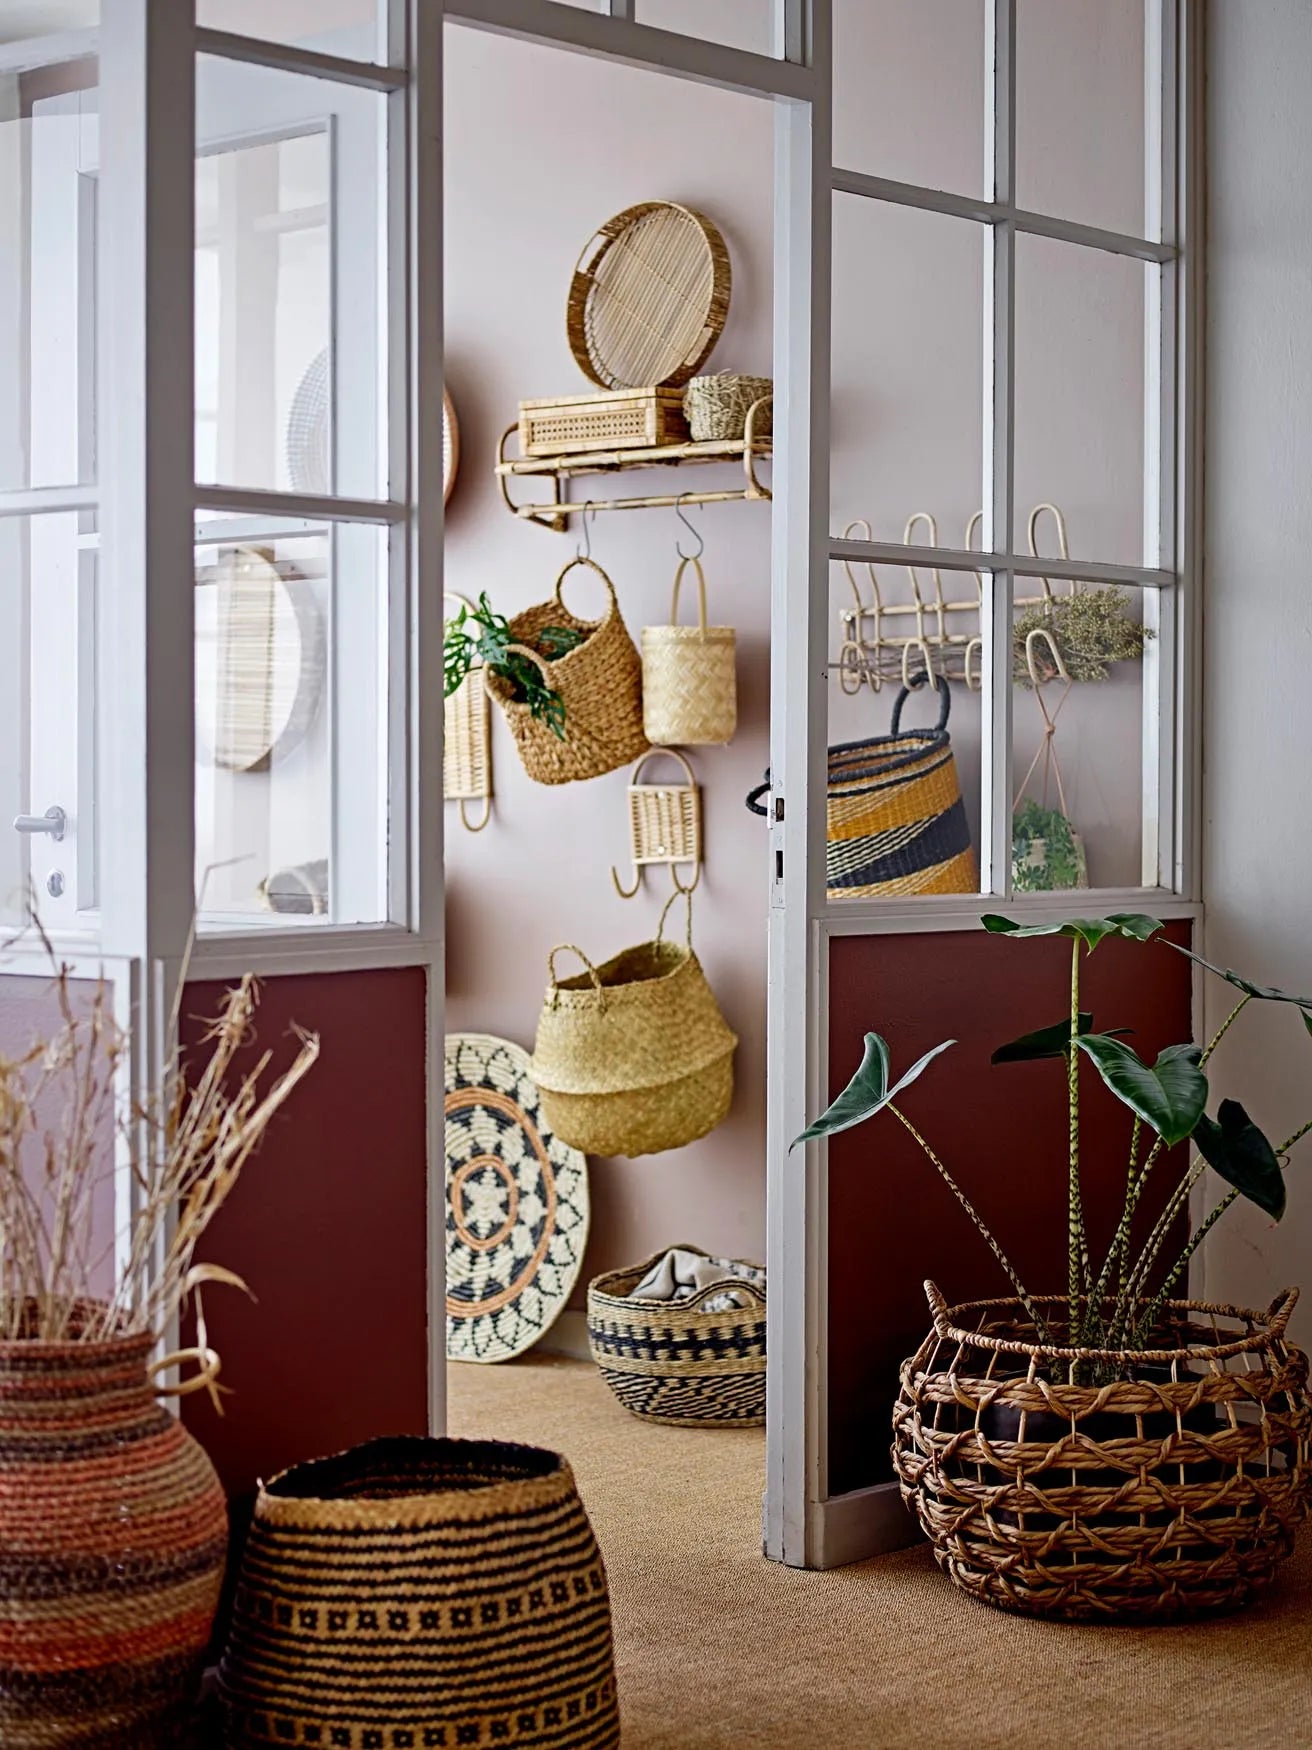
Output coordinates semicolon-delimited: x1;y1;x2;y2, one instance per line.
795;914;1312;1622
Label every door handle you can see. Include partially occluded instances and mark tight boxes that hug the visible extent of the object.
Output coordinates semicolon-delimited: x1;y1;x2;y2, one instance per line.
13;806;66;842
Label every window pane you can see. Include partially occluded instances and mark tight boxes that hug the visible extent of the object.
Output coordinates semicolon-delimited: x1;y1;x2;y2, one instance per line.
0;54;97;491
1011;579;1150;891
637;1;772;56
194;518;389;927
197;1;385;64
1016;0;1146;236
1014;234;1146;569
831;194;983;542
827;558;985;900
0;512;94;930
834;0;984;197
196;56;385;500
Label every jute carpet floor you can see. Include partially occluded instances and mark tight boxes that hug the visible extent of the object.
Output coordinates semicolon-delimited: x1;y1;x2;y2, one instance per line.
449;1353;1312;1750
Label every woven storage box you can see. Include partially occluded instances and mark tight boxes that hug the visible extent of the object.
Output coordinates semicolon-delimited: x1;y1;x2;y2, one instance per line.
219;1436;620;1750
683;373;773;443
641;556;737;746
519;389;689;457
484;557;649;786
892;1283;1312;1623
530;894;737;1158
588;1247;766;1426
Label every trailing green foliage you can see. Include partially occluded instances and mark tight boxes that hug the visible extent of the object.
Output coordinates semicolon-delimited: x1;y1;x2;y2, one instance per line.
794;913;1312;1354
443;592;583;741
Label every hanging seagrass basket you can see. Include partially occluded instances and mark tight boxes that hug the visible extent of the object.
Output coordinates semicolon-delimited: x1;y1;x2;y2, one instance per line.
641;555;737;747
892;1282;1312;1623
219;1436;621;1750
683;373;773;443
484;557;649;786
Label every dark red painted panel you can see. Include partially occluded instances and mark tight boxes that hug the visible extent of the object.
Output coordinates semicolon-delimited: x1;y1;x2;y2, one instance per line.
179;967;430;1501
826;923;1193;1496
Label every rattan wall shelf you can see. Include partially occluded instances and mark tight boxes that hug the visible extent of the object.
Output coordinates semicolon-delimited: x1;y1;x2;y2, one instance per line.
496;401;772;532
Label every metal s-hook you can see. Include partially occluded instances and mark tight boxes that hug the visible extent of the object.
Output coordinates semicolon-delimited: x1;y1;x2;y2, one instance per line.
674;493;704;561
576;502;596;564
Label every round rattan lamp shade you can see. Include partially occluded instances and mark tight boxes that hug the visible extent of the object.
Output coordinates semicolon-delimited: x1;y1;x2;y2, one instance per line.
445;1033;590;1363
567;201;731;390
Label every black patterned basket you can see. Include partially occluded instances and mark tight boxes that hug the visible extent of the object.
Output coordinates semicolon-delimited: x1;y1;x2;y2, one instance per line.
587;1246;766;1427
218;1436;620;1749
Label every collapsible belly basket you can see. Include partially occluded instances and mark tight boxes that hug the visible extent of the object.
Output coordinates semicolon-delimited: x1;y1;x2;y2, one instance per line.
219;1436;620;1749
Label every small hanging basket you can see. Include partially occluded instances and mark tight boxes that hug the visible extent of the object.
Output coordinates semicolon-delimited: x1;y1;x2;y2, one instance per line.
613;748;702;899
484;557;649;786
443;591;493;831
530;891;737;1159
641;555;737;747
684;373;773;443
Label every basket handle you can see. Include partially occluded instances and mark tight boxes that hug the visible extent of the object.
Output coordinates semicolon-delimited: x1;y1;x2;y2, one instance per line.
1264;1286;1300;1336
890;670;951;736
656;885;694;949
499;640;554;683
669;555;710;633
923;1279;953;1339
631;745;697;791
682;1275;768;1312
546;944;605;1009
745;772;772;817
554;555;619;624
444;589;475;621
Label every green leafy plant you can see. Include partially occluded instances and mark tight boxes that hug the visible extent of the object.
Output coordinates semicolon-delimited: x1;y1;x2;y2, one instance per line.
792;914;1312;1355
443;593;586;741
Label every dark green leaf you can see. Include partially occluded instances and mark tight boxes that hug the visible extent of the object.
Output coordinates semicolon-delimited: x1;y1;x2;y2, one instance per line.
789;1033;954;1151
1074;1036;1208;1146
1193;1099;1286;1220
992;1013;1131;1064
982;913;1165;951
1165;941;1312;1014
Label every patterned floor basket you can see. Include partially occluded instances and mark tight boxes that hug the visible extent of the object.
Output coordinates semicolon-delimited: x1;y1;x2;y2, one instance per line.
219;1437;621;1750
892;1283;1312;1622
587;1248;766;1427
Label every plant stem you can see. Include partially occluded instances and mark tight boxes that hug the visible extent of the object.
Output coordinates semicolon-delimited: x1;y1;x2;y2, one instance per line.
1067;938;1089;1336
888;1102;1047;1340
1199;993;1253;1066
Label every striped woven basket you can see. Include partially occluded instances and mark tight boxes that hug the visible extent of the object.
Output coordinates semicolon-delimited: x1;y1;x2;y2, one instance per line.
219;1436;620;1750
0;1308;227;1749
587;1248;766;1427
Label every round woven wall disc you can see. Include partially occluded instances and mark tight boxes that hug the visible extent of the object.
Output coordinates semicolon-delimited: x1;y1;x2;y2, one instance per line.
567;201;731;391
445;1033;590;1363
443;386;460;504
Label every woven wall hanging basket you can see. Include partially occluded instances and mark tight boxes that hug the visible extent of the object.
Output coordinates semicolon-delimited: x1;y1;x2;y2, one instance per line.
484;558;649;786
567;201;731;391
892;1282;1312;1623
0;1309;227;1749
444;1033;589;1364
219;1436;621;1750
587;1246;766;1427
641;555;737;746
443;592;493;832
530;892;737;1159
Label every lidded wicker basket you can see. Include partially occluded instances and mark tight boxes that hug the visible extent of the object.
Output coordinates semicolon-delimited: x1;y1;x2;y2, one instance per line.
219;1436;620;1750
641;555;737;747
588;1246;766;1427
892;1281;1312;1622
530;892;737;1159
683;373;773;443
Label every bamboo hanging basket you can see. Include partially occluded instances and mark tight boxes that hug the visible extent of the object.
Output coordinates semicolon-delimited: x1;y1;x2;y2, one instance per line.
567;201;732;391
484;558;649;786
530;892;737;1159
641;555;738;746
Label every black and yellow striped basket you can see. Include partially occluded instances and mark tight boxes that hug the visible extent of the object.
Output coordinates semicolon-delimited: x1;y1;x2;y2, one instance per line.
219;1437;620;1750
587;1247;766;1428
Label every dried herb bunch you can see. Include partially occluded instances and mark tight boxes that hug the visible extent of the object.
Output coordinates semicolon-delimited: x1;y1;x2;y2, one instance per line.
1013;586;1152;685
0;953;318;1393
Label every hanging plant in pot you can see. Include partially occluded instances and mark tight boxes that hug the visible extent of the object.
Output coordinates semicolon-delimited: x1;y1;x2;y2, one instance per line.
0;958;318;1744
794;913;1312;1622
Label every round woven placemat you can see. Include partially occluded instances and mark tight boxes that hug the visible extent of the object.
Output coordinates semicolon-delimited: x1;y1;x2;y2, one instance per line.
445;1033;590;1363
567;200;731;391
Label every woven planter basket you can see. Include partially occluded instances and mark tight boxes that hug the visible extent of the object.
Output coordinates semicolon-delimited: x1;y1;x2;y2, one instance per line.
0;1308;227;1749
484;557;649;786
892;1281;1312;1623
219;1436;620;1750
641;556;737;746
588;1246;766;1426
683;373;773;443
530;893;737;1159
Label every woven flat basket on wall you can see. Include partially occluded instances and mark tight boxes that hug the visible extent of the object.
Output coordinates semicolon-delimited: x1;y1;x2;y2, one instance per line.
219;1436;620;1750
588;1247;766;1426
484;558;649;786
641;556;737;746
892;1282;1312;1623
530;894;737;1159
